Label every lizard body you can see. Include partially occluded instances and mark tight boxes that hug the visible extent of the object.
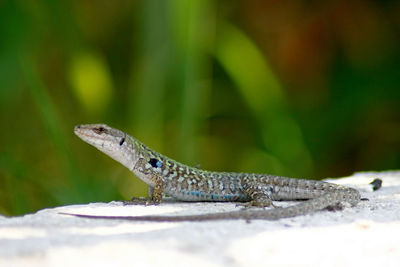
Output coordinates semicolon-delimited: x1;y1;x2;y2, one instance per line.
66;124;361;221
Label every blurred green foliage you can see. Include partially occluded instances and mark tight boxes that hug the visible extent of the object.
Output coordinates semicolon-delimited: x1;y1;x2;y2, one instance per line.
0;0;399;215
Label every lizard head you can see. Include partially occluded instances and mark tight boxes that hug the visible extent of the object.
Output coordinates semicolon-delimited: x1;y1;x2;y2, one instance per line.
74;124;139;171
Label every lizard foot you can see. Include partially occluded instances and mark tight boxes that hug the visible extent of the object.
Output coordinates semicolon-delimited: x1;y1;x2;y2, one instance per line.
122;197;158;206
236;199;278;209
326;202;345;212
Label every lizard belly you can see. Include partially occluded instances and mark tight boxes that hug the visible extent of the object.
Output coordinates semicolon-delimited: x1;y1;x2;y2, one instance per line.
167;188;248;202
163;177;248;202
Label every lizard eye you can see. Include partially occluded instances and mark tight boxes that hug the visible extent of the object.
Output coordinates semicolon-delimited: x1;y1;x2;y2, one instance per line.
149;158;162;168
93;127;106;134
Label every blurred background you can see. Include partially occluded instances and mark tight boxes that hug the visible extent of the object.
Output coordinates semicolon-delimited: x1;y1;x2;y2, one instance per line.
1;0;399;216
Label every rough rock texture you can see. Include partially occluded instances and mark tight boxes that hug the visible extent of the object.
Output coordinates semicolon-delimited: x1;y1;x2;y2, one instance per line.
1;171;400;267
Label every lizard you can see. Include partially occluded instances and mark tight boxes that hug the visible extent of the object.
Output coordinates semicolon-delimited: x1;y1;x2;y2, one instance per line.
62;123;364;222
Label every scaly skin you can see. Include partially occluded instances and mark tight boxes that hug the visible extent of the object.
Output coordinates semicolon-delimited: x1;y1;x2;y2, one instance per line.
65;124;361;221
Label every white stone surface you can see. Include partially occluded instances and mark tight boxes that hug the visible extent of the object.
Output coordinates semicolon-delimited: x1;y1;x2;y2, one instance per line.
1;171;400;267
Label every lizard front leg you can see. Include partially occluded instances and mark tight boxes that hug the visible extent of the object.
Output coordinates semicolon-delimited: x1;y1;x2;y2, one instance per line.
124;156;165;205
148;178;164;204
123;176;164;206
